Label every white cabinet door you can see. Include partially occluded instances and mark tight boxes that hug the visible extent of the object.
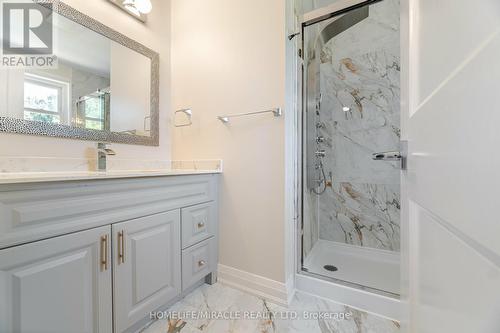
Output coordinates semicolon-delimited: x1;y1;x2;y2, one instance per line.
112;211;181;333
402;0;500;331
0;226;112;333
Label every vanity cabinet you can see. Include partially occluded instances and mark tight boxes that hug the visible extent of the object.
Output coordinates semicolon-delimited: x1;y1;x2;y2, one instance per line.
0;174;219;333
0;225;113;333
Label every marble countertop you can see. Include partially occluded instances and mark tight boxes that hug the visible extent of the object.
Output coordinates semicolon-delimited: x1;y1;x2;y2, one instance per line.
0;168;221;185
0;159;223;185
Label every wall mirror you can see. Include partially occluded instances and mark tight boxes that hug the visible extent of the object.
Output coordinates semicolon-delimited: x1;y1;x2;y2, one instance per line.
0;0;159;146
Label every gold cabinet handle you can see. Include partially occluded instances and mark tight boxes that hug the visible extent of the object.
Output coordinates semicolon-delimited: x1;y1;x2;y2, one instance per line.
100;235;108;271
198;260;206;267
197;221;205;229
118;230;125;264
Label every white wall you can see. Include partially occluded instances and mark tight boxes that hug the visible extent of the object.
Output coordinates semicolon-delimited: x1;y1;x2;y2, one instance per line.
302;0;347;13
171;0;286;282
0;0;171;162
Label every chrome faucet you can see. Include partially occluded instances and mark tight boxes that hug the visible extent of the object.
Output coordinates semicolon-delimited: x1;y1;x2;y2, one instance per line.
97;143;116;172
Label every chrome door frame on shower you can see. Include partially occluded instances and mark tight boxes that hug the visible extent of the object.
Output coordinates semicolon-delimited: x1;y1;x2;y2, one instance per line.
295;0;400;300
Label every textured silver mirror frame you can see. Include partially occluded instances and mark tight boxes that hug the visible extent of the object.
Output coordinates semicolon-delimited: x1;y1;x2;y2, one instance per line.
0;0;160;146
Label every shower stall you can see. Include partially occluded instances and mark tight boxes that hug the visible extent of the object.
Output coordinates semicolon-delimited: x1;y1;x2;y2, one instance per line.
299;0;401;297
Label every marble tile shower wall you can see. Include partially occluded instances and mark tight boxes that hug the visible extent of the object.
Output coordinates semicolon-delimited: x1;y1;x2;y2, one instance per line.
317;0;401;252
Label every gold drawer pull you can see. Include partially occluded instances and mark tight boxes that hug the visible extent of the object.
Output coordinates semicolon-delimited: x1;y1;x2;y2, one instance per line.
198;260;206;267
100;235;108;271
197;221;205;229
118;231;125;264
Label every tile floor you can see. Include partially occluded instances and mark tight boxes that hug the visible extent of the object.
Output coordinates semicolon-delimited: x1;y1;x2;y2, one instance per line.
141;283;400;333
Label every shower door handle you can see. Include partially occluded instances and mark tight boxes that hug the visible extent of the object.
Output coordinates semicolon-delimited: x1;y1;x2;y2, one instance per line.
372;151;402;161
372;141;408;170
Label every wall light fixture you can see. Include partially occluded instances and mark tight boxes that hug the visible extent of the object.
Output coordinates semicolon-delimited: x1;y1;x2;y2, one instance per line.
108;0;152;23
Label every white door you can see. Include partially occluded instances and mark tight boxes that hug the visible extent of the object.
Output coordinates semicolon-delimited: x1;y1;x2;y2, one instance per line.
112;211;181;333
402;0;500;331
0;226;112;333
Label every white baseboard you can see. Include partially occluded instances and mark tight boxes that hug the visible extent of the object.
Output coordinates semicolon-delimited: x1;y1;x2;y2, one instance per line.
217;264;294;307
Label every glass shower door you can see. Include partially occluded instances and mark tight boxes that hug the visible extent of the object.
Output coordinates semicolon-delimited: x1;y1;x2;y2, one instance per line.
301;0;401;296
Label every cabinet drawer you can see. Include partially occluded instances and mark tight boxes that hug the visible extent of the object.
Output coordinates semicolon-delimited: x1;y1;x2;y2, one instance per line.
181;201;216;249
182;237;216;291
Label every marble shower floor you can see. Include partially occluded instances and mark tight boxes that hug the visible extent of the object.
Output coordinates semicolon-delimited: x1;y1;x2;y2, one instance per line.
141;283;400;333
304;240;400;295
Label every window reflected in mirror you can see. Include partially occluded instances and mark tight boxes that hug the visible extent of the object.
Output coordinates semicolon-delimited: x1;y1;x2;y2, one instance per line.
22;67;112;131
0;5;155;143
76;90;110;131
24;75;64;124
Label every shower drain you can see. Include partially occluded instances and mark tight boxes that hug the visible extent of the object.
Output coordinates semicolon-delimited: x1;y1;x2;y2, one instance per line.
323;265;338;272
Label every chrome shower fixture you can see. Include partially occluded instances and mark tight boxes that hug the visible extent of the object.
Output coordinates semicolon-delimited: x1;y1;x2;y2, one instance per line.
316;136;325;144
316;94;323;115
315;150;326;157
311;159;328;195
